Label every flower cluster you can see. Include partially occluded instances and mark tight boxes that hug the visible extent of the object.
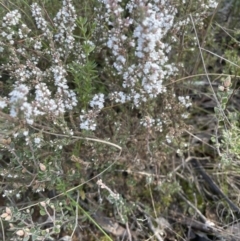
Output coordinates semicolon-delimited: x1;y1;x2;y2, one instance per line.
31;3;51;36
140;116;163;132
2;10;21;27
178;96;192;108
0;0;218;134
0;0;78;125
53;0;77;53
100;0;178;107
76;0;218;130
90;93;105;109
76;0;179;130
79;94;105;130
80;109;99;131
1;10;23;45
109;91;127;104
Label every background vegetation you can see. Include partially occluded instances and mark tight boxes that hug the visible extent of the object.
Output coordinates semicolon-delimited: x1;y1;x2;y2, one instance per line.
0;0;240;240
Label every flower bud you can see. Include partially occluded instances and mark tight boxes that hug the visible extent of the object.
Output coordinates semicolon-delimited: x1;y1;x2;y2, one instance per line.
16;230;25;236
223;76;231;88
6;207;11;214
39;163;46;171
218;85;224;91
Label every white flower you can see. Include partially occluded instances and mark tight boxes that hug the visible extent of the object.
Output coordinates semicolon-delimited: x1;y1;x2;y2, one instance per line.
178;96;192;108
90;93;105;109
0;100;7;109
79;110;99;131
9;84;29;103
23;130;29;136
34;137;41;144
2;10;21;26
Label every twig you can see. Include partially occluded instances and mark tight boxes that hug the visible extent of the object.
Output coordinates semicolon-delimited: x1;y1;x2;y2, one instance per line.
201;48;240;68
0;217;5;241
189;14;230;127
125;222;132;241
71;190;80;239
30;125;122;151
178;192;208;223
145;215;164;241
169;156;210;177
165;73;240;86
190;158;240;214
183;129;216;150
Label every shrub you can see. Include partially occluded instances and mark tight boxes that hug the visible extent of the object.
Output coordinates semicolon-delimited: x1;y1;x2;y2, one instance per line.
0;0;220;240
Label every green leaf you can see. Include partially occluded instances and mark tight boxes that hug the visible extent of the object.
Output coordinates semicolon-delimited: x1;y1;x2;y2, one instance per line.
23;236;30;241
40;209;46;216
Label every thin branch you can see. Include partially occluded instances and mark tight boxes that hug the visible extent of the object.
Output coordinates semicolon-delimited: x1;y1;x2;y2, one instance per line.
189;14;230;127
0;218;5;241
71;191;80;239
178;192;208;223
201;48;240;68
30;125;122;151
